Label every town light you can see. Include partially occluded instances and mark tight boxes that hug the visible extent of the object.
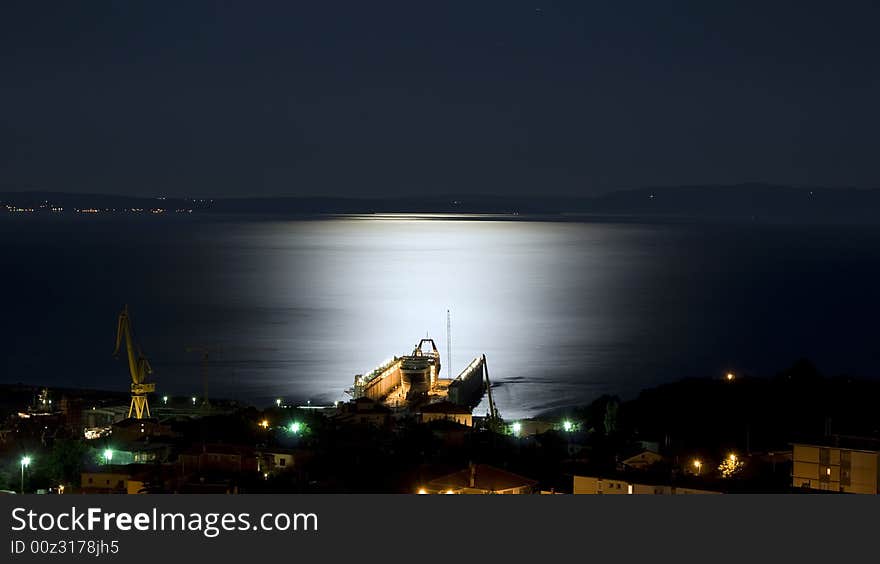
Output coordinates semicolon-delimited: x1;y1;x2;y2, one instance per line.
562;420;573;432
103;449;114;462
726;372;735;381
289;422;301;434
445;490;454;494
417;488;427;495
276;398;282;407
512;422;522;435
163;395;169;405
693;459;702;475
729;453;737;462
20;456;31;494
191;396;197;405
260;419;269;429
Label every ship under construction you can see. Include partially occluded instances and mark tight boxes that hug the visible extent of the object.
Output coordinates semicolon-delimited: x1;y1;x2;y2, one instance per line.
348;338;497;416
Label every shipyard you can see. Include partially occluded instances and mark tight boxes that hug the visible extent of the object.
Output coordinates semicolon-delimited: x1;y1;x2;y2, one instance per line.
3;305;880;496
348;338;500;427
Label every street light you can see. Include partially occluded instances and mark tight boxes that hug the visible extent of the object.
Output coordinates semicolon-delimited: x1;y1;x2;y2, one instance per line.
512;422;522;436
726;372;735;381
191;396;197;405
289;422;301;434
20;456;31;494
276;398;282;407
163;395;169;405
692;459;702;475
103;449;114;463
562;420;573;432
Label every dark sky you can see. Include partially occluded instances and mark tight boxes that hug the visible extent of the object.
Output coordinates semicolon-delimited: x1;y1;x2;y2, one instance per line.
2;1;879;198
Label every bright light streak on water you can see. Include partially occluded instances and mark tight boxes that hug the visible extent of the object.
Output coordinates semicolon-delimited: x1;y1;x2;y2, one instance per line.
3;216;880;418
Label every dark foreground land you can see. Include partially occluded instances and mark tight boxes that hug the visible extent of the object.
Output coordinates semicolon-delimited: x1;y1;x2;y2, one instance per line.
1;358;878;494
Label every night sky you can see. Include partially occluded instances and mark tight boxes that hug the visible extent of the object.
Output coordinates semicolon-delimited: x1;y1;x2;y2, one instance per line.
2;1;879;198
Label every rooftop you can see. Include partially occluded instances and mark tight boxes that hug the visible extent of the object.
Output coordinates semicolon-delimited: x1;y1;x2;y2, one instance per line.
427;464;537;492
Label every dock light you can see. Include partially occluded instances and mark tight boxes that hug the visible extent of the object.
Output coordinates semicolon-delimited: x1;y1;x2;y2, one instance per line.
562;420;573;432
163;395;168;405
512;422;522;436
103;449;113;463
417;488;427;495
20;456;31;494
289;422;301;434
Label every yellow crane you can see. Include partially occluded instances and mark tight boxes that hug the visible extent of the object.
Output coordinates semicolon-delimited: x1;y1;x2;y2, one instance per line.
113;305;156;419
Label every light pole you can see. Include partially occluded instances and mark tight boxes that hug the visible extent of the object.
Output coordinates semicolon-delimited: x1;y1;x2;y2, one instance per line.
20;456;31;494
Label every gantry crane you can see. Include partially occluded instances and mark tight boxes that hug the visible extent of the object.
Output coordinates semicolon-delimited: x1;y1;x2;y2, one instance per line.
113;305;156;419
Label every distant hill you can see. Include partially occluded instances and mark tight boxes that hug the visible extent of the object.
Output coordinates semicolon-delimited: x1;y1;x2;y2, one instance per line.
2;184;880;223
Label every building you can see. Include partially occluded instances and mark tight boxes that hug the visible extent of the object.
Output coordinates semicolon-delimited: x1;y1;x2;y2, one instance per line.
81;463;180;494
261;448;300;472
423;463;538;494
792;438;880;494
81;465;144;494
619;449;665;471
110;418;175;442
418;401;473;427
178;444;270;476
332;397;392;427
573;475;720;495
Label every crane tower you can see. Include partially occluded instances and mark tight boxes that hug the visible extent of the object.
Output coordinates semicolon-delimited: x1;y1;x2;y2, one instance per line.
113;305;156;419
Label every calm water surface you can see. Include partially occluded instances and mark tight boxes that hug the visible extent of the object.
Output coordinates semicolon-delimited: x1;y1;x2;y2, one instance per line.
3;216;880;418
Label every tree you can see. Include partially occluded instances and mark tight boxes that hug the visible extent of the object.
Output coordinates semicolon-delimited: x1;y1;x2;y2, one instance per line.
45;439;89;485
604;399;619;436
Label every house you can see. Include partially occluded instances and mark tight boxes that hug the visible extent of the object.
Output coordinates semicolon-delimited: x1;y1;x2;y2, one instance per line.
81;466;137;494
332;397;392;427
422;463;538;494
177;444;270;476
261;448;305;472
619;449;666;471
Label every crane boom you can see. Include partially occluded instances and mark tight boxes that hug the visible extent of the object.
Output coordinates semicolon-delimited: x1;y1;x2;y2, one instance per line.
483;354;501;427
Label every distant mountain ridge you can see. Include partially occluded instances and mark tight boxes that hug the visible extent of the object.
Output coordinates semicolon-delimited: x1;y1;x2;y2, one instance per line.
2;184;879;223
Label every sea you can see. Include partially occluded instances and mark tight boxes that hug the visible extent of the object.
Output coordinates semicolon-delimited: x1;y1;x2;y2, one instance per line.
3;214;880;419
